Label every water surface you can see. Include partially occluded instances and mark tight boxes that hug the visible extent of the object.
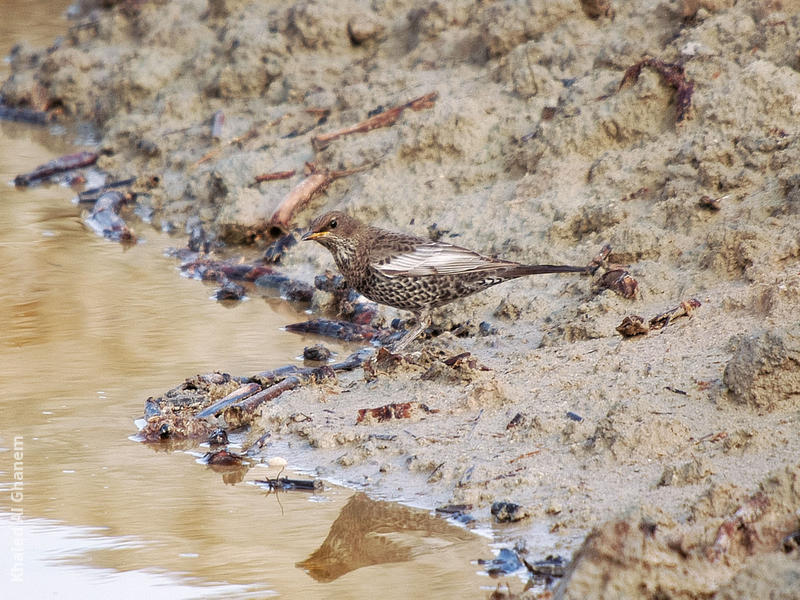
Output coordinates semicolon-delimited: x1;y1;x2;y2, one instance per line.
0;4;493;597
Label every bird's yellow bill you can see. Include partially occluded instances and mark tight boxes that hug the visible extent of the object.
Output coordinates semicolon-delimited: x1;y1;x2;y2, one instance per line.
301;231;328;241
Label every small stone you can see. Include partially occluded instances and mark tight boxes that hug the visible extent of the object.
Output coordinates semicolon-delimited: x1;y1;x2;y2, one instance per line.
347;14;384;45
215;280;245;301
207;429;229;446
303;344;332;362
491;501;531;523
479;321;498;336
546;503;562;515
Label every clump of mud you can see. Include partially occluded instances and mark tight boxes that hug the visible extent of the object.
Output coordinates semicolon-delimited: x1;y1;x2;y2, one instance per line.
723;326;800;410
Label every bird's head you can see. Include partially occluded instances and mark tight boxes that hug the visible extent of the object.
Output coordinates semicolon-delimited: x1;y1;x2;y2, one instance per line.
301;211;361;248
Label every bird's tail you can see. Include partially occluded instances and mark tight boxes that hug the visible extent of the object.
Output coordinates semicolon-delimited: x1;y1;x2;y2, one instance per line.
513;264;591;276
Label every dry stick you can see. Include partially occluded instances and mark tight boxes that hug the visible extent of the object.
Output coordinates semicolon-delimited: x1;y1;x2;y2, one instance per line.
77;177;137;203
254;169;296;183
14;151;98;186
223;376;302;428
0;104;50;125
509;449;542;464
267;161;375;233
649;298;701;330
195;382;262;418
311;91;439;151
588;243;612;272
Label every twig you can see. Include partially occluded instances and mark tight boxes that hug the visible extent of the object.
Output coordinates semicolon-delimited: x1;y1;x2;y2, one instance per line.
509;449;542;463
254;169;296;183
194;382;262;418
617;298;701;337
0;104;51;125
312;91;439;151
587;243;612;272
15;151;98;186
223;376;304;428
267;162;375;233
76;177;137;203
649;298;701;330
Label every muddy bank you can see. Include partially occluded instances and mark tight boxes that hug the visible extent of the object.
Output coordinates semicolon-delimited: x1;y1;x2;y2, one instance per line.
5;0;800;596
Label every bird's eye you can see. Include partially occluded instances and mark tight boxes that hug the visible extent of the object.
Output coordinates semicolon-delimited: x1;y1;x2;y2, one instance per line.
329;219;337;229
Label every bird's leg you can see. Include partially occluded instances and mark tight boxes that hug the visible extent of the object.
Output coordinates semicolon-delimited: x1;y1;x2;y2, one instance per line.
391;310;431;353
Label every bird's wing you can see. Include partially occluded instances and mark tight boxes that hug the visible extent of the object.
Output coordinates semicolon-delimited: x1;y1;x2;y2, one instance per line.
374;241;513;277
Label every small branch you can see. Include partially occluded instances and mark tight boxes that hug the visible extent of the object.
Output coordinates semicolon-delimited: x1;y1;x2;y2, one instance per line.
617;298;702;337
76;177;137;203
267;161;375;234
15;151;98;186
0;104;51;125
223;376;305;428
254;169;296;183
194;383;262;419
312;91;439;151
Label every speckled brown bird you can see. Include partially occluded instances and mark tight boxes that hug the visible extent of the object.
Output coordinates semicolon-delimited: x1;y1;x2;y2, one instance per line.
302;211;589;350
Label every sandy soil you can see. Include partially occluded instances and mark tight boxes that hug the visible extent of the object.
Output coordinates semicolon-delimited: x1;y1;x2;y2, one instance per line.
5;0;800;597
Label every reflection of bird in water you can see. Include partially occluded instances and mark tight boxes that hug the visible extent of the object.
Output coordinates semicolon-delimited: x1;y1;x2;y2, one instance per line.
303;211;590;350
297;493;473;582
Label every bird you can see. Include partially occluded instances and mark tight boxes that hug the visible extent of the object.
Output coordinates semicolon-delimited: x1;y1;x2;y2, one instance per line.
302;211;590;351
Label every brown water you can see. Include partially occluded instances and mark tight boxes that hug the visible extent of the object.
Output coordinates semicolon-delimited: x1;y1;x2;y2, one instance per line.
0;4;494;597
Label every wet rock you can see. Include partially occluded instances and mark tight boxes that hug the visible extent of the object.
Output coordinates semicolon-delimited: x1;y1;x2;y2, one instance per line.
263;232;297;263
478;321;497;336
478;547;523;575
207;428;229;446
491;501;530;523
314;272;348;293
523;554;567;579
303;344;332;362
84;190;137;243
215;280;245;301
723;327;800;410
254;273;314;302
204;448;244;466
